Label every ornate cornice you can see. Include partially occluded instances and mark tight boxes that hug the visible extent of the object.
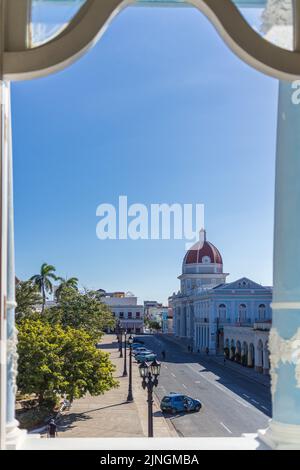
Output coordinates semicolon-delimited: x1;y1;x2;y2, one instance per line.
7;325;19;397
261;0;293;33
269;327;300;399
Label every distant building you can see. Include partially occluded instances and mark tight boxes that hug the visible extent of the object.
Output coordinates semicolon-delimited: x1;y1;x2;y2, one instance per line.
144;301;168;332
166;307;173;334
101;290;144;334
169;229;272;374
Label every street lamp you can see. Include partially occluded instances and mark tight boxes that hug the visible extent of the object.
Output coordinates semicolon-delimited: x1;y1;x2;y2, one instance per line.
119;328;123;358
122;330;128;377
127;334;134;402
139;358;161;437
116;322;120;342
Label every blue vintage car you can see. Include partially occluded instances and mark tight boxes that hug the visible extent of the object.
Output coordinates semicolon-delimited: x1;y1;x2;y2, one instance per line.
160;393;201;414
135;352;157;363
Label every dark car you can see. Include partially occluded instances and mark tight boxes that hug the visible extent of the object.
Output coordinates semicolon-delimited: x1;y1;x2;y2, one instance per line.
160;393;201;414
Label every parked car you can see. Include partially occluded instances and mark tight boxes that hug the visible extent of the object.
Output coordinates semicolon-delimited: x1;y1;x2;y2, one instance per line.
135;352;157;363
132;343;146;350
133;347;152;356
132;338;144;345
160;393;201;414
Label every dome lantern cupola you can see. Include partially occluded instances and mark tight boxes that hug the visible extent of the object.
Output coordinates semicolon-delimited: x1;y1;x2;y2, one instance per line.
183;229;223;268
179;229;228;293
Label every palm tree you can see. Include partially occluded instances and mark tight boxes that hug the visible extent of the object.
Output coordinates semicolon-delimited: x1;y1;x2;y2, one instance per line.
55;276;79;301
30;263;57;313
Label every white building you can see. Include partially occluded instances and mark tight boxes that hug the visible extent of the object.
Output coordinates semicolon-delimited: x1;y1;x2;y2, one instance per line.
144;300;169;332
101;291;144;334
169;230;272;373
224;321;271;374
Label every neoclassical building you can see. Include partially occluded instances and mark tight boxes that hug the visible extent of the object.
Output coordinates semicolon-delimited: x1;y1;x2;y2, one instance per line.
169;230;272;372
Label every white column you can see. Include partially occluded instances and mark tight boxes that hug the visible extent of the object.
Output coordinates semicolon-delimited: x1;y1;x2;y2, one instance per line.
247;347;252;367
255;344;263;373
260;81;300;449
0;83;25;449
263;347;269;374
0;81;8;450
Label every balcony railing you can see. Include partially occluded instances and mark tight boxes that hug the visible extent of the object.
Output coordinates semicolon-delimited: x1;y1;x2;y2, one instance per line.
253;321;271;331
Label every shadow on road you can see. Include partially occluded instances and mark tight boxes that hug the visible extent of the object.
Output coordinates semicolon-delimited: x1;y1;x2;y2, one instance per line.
139;334;272;417
96;340;119;350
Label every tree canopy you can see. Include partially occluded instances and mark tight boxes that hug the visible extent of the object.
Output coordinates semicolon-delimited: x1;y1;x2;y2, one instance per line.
55;276;78;301
44;286;115;340
30;263;57;313
15;280;42;323
17;319;118;403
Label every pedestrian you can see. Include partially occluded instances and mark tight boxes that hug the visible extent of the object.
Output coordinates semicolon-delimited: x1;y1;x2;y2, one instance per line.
187;345;190;352
206;347;209;355
162;350;166;360
47;419;58;438
63;398;71;411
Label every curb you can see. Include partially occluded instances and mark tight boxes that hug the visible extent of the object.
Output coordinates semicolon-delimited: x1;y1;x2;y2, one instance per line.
152;389;179;438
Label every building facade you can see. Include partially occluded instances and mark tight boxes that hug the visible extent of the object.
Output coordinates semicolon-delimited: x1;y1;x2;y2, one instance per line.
169;230;272;372
101;291;144;334
144;300;169;332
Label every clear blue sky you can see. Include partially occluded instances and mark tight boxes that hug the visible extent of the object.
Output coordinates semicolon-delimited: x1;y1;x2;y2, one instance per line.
12;6;278;304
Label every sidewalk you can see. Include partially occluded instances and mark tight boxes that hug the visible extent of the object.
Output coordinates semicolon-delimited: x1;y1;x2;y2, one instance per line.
158;334;270;388
52;335;176;438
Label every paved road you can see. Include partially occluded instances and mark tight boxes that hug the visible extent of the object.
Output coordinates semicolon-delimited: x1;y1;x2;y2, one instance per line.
134;335;271;438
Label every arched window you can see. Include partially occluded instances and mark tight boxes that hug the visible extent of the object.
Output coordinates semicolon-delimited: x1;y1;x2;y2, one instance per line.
258;304;266;320
218;304;226;320
239;304;247;322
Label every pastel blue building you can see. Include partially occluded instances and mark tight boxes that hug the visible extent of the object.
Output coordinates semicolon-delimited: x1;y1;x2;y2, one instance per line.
169;229;272;372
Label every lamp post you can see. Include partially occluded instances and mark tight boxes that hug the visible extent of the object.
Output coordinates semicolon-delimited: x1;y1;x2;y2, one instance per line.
119;328;123;358
122;330;127;377
116;322;120;342
139;359;161;437
127;335;134;402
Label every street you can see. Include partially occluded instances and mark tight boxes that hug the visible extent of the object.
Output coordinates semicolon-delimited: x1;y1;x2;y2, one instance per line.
135;335;271;438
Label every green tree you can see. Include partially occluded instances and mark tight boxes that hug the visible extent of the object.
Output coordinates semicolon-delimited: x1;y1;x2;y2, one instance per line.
148;320;161;331
17;319;65;403
55;276;78;301
17;319;118;404
15;280;42;323
61;327;118;402
30;263;57;313
45;287;115;341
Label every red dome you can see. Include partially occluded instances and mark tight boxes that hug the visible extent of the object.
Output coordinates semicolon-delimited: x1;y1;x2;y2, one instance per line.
183;230;222;265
